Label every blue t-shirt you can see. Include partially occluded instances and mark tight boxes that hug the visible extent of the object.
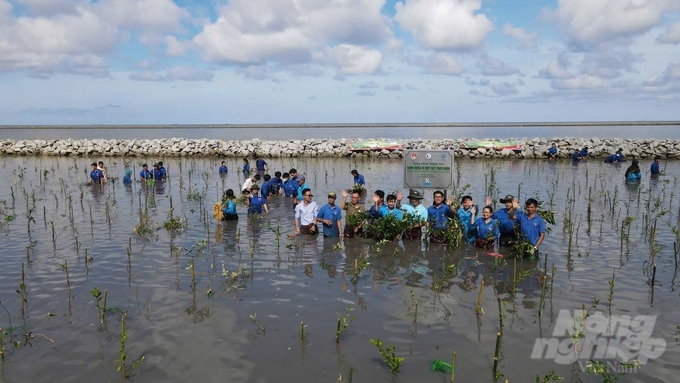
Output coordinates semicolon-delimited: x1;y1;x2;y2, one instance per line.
548;147;557;155
457;207;475;243
248;195;266;214
160;166;167;178
368;204;383;220
123;175;132;184
380;205;403;220
604;154;616;163
517;214;546;246
472;217;500;241
153;168;164;180
492;208;520;234
284;177;298;197
615;153;625;162
219;165;228;174
222;200;237;216
572;151;580;161
269;178;282;195
651;162;660;174
242;163;250;173
90;169;104;184
261;180;270;198
317;204;342;237
256;159;267;171
139;169;151;180
353;174;365;186
427;204;454;229
297;183;310;200
580;149;589;157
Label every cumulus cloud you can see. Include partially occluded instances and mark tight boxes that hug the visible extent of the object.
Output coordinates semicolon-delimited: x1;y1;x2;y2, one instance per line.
483;82;519;97
394;0;494;51
165;35;187;56
312;44;383;75
550;74;608;90
236;65;281;82
538;55;574;79
384;84;402;91
411;52;465;75
129;66;213;82
657;22;680;44
476;55;519;76
193;0;390;65
16;0;78;16
502;24;538;50
552;0;675;45
642;62;680;95
96;0;189;33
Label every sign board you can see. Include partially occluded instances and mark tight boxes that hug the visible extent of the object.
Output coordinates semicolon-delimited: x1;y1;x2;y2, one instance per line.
403;150;454;189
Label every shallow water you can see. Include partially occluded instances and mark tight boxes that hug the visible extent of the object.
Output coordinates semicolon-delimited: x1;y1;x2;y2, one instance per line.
0;156;678;383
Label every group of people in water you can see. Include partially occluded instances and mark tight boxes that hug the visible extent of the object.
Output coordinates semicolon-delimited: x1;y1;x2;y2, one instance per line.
88;161;168;185
215;158;546;253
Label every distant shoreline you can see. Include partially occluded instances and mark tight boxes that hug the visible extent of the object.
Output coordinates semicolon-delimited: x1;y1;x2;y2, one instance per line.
0;121;679;129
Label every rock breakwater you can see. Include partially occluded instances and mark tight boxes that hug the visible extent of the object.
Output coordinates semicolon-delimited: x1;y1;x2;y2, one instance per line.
1;137;679;159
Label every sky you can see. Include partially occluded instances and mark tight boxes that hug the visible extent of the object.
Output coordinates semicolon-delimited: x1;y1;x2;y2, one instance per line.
1;0;679;125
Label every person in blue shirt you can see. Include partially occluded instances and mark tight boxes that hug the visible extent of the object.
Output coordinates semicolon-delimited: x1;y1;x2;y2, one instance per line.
604;153;617;163
487;194;520;247
546;143;558;158
284;169;298;197
427;190;454;244
255;156;268;172
89;163;104;184
271;171;284;195
615;148;625;162
396;189;428;240
471;206;500;249
219;161;228;175
316;191;342;237
572;149;581;161
580;146;589;159
651;155;661;175
261;174;272;198
221;189;238;220
139;164;151;182
246;184;268;214
510;198;546;251
242;158;251;174
152;163;164;181
295;175;310;205
625;159;642;180
380;194;403;220
351;169;365;189
457;195;476;244
158;161;167;179
368;190;386;220
123;169;133;185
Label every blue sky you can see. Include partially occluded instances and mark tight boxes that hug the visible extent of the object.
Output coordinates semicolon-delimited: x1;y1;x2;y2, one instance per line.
1;0;679;124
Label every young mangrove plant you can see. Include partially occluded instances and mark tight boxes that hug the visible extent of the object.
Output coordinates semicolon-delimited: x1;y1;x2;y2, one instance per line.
90;287;108;324
248;313;266;333
335;305;355;343
370;338;404;374
117;312;146;379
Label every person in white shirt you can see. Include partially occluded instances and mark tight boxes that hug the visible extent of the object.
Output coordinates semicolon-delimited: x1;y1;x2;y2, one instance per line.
241;174;260;193
294;188;319;235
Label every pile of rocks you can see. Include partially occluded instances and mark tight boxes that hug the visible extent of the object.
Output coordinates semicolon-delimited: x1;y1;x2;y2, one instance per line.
0;137;678;159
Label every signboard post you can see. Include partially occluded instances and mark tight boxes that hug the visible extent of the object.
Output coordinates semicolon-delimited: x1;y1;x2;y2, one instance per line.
403;150;454;190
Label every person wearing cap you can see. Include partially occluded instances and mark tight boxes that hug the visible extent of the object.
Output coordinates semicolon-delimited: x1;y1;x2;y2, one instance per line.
241;173;260;193
246;184;268;214
219;161;228;175
510;198;545;252
396;189;428;240
123;169;133;185
351;170;365;189
152;163;164;181
651;156;661;175
89;163;104;184
139;164;151;182
255;156;268;172
368;190;386;221
316;191;342;237
457;196;477;244
341;189;367;237
426;190;455;243
546;143;558;159
487;194;520;247
625;159;641;180
295;174;310;205
295;188;319;235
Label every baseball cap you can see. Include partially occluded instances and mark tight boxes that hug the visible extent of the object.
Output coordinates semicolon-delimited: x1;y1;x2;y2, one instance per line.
298;175;306;182
499;195;514;203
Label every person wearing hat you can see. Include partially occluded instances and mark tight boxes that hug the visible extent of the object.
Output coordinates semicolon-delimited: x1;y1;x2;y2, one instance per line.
316;191;342;237
396;189;428;240
246;184;268;214
625;159;641;180
486;194;520;247
340;189;367;238
241;173;260;193
295;188;318;235
123;169;133;185
651;155;661;175
351;169;365;189
294;174;310;205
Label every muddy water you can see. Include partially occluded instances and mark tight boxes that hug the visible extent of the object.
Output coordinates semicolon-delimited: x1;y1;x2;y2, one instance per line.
0;156;678;383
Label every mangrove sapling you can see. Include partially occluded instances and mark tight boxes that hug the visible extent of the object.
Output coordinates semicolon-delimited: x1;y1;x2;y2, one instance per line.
335;305;355;343
350;257;368;284
59;261;71;295
475;280;485;315
248;313;266;332
370;339;404;374
536;369;564;382
300;321;306;344
492;330;503;380
585;360;640;383
608;269;615;315
18;263;27;314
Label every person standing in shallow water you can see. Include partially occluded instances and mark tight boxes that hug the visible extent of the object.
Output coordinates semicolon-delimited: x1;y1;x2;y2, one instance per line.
246;184;268;214
625;159;641;180
471;206;500;249
651;155;661;175
510;198;545;252
426;190;454;244
219;161;228;175
341;189;366;238
294;188;318;235
396;189;428;240
221;189;238;220
139;164;151;182
316;191;342;237
89;163;104;184
351;169;365;189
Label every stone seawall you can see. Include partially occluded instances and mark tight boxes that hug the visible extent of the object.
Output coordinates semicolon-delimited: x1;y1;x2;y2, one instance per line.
1;137;679;159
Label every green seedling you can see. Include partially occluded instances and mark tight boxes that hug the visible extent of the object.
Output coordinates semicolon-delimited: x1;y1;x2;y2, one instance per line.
370;338;404;374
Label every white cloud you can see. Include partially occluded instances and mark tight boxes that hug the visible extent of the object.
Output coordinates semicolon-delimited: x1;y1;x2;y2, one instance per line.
538;56;574;79
165;35;187;56
96;0;189;33
129;66;214;82
476;55;519;76
394;0;494;51
553;0;675;45
551;74;608;90
193;0;390;65
16;0;77;16
358;81;379;89
384;84;402;91
355;90;376;96
657;22;680;44
312;44;383;75
483;82;519;97
502;24;538;50
412;52;465;75
642;62;680;95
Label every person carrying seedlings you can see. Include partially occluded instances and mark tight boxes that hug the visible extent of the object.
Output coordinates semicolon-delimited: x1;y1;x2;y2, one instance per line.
457;195;477;244
139;164;151;182
89;163;104;184
651;155;661;175
316;191;342;237
471;205;500;249
396;189;428;240
351;169;365;189
625;159;642;180
294;188;318;235
426;190;455;244
270;171;284;195
509;198;546;252
218;161;228;175
340;189;367;238
246;184;268;214
488;194;521;247
221;189;238;221
379;194;403;220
